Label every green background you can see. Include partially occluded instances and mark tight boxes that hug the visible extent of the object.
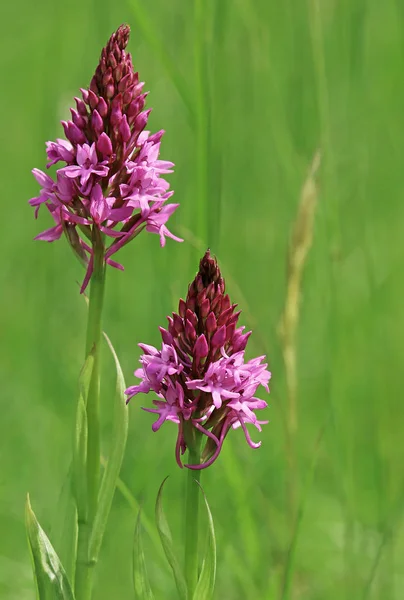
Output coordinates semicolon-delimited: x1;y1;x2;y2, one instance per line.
1;0;404;598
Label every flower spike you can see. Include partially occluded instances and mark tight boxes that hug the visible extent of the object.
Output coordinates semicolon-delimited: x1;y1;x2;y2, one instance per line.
29;25;181;292
126;251;271;469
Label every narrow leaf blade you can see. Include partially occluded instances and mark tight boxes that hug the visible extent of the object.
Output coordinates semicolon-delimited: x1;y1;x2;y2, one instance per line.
72;396;88;518
73;350;94;517
155;478;188;600
193;483;216;600
88;332;128;561
127;0;195;127
133;510;155;600
50;466;78;585
78;351;95;405
105;464;164;561
25;495;76;600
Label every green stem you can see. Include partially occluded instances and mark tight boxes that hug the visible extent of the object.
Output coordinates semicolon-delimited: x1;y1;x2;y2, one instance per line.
75;242;106;600
194;0;209;249
184;438;202;598
75;520;91;599
85;253;106;522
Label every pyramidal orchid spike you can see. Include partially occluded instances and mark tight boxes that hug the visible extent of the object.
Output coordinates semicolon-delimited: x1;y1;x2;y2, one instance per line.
125;251;271;469
28;24;181;293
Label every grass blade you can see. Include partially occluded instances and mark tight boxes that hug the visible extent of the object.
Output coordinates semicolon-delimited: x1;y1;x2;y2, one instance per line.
155;477;187;600
193;482;216;600
50;465;78;585
280;422;326;600
100;457;164;562
126;0;195;127
362;480;404;599
194;0;210;247
133;510;155;600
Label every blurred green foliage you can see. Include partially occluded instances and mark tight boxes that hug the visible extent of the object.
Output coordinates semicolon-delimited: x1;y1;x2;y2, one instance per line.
1;0;404;598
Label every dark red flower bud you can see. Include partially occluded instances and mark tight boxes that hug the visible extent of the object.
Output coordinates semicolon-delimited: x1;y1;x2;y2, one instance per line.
91;110;104;134
185;319;197;341
178;298;186;318
97;97;108;117
88;89;99;110
70;108;86;130
211;325;226;350
194;334;209;361
75;97;88;116
96;132;113;157
205;312;217;334
200;298;210;318
173;313;183;334
119;115;131;142
185;309;198;329
159;327;173;345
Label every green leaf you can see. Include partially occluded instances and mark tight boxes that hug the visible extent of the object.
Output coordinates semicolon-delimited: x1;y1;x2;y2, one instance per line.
72;351;94;521
50;466;78;584
72;396;88;518
88;332;128;561
155;477;188;600
78;350;95;404
133;510;155;600
103;462;164;562
25;495;76;600
193;483;216;600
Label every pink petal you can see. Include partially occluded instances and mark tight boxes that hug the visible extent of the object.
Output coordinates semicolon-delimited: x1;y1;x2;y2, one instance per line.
80;254;94;294
34;224;63;242
105;257;124;270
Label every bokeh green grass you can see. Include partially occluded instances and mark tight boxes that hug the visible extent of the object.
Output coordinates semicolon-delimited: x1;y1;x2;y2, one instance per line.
1;0;404;598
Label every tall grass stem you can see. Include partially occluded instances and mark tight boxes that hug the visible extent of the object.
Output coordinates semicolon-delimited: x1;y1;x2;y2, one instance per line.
194;0;209;249
278;151;321;517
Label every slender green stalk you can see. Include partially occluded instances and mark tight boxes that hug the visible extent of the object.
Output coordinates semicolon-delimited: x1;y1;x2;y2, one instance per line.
75;241;106;600
194;0;209;248
75;520;91;600
84;251;106;523
184;439;202;598
127;0;195;128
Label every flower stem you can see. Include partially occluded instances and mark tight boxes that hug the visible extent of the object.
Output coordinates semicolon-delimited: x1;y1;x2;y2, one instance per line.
84;252;106;524
184;438;202;598
194;0;209;250
75;243;106;600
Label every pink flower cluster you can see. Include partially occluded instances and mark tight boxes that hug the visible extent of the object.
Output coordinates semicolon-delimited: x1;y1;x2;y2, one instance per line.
29;25;181;291
126;251;271;469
